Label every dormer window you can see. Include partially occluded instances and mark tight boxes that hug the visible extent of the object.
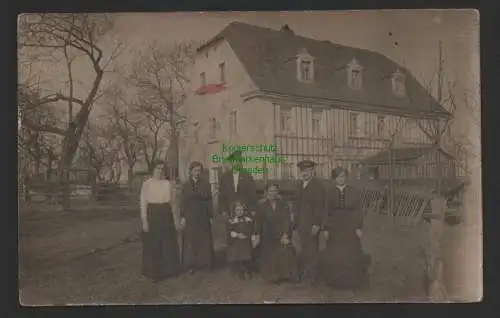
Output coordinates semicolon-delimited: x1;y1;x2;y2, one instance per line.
301;61;312;81
296;48;314;83
392;69;406;97
347;57;363;90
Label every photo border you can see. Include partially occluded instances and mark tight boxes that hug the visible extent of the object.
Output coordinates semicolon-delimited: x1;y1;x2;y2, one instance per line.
6;0;498;317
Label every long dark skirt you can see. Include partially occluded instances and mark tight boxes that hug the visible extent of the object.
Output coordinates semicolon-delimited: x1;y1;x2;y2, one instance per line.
318;232;369;290
297;230;319;282
181;217;214;271
142;203;180;281
256;243;300;283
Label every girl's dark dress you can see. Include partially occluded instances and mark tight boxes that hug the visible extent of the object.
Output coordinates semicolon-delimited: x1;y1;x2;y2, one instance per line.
319;184;369;290
180;178;214;271
226;214;255;275
255;198;299;283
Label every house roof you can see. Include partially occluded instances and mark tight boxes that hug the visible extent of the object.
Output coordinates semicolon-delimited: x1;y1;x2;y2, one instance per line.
198;22;449;116
360;146;455;165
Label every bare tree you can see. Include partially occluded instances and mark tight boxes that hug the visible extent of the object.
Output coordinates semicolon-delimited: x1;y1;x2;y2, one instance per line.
79;122;121;183
386;117;407;216
18;13;125;206
126;40;196;180
414;42;456;192
457;89;480;166
18;85;62;179
103;85;144;185
130;96;169;172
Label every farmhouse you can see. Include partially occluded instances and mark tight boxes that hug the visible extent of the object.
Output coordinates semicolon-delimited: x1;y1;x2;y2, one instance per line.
178;22;453;186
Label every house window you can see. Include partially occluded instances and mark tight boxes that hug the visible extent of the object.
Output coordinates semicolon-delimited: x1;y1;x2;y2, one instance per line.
312;112;321;137
349;113;359;136
208;117;217;140
377;116;385;137
296;48;314;82
193;121;199;143
392;69;406;96
347;58;363;90
210;168;219;196
363;115;370;136
229;110;237;141
349;69;362;90
416;165;424;178
403;120;412;139
301;61;312;82
279;109;292;133
219;62;226;83
200;72;206;87
281;163;294;180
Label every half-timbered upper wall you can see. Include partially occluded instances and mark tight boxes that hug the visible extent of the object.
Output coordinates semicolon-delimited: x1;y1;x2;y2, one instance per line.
273;102;434;150
269;100;438;179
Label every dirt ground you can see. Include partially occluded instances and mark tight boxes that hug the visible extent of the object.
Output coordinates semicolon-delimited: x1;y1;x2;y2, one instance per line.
19;205;450;305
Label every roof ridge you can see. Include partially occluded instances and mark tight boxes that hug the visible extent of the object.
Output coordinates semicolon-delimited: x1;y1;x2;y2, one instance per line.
225;21;388;57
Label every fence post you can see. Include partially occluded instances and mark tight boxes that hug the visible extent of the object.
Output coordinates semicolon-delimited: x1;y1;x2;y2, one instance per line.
422;194;448;301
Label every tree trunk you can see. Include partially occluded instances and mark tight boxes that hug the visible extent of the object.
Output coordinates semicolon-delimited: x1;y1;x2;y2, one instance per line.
436;145;442;194
127;167;134;187
57;107;94;209
166;126;179;182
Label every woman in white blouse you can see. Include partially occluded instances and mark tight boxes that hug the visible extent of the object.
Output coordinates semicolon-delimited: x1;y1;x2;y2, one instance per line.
140;160;180;281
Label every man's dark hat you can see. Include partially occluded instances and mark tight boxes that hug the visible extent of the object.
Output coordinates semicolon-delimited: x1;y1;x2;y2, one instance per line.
226;150;243;162
331;166;348;179
189;161;203;171
297;160;316;170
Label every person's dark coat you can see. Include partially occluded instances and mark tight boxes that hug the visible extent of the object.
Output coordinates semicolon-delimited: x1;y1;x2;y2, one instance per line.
180;177;214;270
254;198;299;283
291;178;327;281
226;214;255;263
218;170;258;215
318;183;369;290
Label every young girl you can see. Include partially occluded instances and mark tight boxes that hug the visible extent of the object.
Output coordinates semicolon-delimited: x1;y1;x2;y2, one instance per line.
226;201;257;279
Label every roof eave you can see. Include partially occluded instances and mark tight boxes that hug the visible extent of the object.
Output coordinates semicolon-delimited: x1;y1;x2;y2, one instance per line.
197;35;225;53
242;89;450;119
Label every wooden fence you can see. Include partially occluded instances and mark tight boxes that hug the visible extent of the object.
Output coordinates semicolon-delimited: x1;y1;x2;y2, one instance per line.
19;182;140;211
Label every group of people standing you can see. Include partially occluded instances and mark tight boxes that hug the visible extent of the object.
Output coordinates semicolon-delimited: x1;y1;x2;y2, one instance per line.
138;150;370;293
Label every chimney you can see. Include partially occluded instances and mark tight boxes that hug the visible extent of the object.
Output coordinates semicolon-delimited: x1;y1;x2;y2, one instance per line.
280;24;294;34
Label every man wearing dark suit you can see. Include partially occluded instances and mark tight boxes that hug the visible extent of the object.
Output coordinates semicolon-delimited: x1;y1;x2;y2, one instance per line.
218;150;258;218
292;160;327;284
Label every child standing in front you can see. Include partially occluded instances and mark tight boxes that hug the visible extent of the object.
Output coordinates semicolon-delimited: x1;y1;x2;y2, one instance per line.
226;201;258;279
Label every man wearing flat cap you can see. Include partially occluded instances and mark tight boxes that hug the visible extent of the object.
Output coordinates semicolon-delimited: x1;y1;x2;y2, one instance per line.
218;150;258;219
292;159;327;284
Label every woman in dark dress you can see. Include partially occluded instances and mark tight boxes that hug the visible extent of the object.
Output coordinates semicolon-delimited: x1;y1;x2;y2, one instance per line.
318;167;369;291
140;160;181;281
179;161;215;274
254;183;299;283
